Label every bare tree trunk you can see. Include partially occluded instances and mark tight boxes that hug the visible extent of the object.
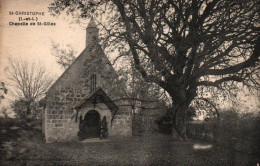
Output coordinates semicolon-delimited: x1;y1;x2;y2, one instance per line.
26;106;31;115
171;102;190;141
26;101;32;118
171;113;185;141
215;119;221;145
182;109;188;139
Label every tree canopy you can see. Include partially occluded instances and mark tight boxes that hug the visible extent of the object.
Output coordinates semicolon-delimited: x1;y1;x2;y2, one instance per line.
51;41;76;70
49;0;259;138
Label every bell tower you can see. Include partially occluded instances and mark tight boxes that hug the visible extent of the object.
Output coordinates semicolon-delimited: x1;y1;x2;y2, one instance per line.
86;17;99;47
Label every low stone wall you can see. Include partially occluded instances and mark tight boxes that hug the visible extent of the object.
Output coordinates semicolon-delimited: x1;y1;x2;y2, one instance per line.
187;122;218;142
111;109;132;137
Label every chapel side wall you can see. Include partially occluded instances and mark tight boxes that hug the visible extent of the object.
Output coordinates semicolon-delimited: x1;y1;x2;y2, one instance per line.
45;88;82;142
110;100;132;137
45;50;90;142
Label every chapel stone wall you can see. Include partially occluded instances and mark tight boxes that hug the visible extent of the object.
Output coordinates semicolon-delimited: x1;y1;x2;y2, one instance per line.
44;44;132;142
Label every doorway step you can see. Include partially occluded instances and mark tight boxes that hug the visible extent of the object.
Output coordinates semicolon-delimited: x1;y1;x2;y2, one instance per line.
80;138;110;143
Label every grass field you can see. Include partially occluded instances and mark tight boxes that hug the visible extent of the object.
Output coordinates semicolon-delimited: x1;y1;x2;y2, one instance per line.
0;118;258;166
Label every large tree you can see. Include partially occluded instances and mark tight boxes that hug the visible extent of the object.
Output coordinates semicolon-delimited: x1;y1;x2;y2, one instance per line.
51;41;76;70
49;0;259;138
7;57;53;115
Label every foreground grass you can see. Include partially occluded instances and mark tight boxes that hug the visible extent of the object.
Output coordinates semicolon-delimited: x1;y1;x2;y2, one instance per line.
0;118;257;165
2;135;254;165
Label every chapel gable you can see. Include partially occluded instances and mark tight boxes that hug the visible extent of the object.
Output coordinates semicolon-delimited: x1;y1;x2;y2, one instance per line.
44;18;132;142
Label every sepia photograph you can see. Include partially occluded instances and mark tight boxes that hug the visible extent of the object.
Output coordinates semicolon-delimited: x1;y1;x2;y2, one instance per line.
0;0;259;165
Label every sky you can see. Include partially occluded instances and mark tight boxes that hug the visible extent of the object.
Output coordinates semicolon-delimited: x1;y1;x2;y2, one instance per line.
0;0;88;79
0;0;259;115
0;0;92;110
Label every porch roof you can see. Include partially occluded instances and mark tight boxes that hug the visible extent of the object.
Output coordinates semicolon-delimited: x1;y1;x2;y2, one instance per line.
74;88;118;123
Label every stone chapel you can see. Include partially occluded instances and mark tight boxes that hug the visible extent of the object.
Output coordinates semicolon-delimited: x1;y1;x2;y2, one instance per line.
43;18;132;142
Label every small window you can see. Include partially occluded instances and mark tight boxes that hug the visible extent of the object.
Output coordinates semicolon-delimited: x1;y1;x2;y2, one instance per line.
90;74;97;92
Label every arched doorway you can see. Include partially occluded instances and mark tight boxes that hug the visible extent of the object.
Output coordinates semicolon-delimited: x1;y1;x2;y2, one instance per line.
78;110;100;140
